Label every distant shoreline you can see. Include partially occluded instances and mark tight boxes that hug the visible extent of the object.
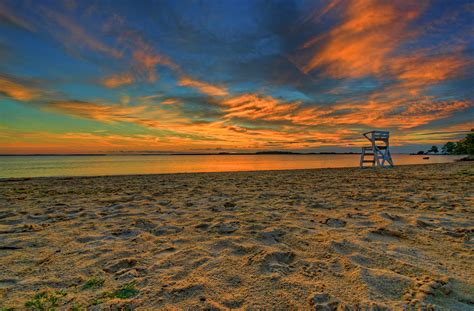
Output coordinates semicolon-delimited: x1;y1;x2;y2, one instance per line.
0;152;460;157
0;152;363;156
3;152;448;157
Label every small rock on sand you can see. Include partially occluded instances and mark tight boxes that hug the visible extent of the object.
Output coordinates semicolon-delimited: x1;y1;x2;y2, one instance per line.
224;201;236;208
158;200;171;206
323;218;347;228
309;292;330;304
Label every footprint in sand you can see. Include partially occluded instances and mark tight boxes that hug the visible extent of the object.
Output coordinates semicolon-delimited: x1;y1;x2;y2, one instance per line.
153;225;184;236
103;258;138;274
256;228;285;245
133;218;157;231
308;292;344;310
222;298;244;309
300;260;328;278
211;222;240;234
110;228;141;238
166;284;205;302
330;240;359;255
360;268;413;300
257;251;296;274
402;277;467;306
368;227;406;241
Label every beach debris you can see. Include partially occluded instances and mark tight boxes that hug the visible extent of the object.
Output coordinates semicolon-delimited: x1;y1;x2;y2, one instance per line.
322;218;347;228
158;200;171;206
224;201;236;208
195;223;210;230
309;292;330;303
0;245;22;250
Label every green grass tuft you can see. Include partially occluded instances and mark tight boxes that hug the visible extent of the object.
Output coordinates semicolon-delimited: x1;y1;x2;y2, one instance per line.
24;290;66;310
82;276;105;290
71;304;84;311
91;298;103;306
109;282;139;299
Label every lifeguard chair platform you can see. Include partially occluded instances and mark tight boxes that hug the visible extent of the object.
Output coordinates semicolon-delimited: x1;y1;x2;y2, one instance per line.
360;131;394;168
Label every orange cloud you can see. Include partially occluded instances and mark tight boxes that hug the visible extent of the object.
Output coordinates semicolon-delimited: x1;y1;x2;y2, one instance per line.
44;101;148;123
221;94;299;121
178;77;228;97
392;121;474;145
389;54;472;95
131;42;179;82
299;0;426;77
392;100;472;129
43;100;191;131
102;73;134;88
0;76;43;101
300;99;471;129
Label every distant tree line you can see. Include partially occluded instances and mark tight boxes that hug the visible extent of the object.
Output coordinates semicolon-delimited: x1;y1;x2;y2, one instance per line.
417;130;474;159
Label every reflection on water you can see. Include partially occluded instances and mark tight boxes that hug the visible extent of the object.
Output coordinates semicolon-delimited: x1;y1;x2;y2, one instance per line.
0;154;464;178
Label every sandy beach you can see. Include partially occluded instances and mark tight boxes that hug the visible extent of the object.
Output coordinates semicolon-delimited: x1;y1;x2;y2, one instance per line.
0;162;473;310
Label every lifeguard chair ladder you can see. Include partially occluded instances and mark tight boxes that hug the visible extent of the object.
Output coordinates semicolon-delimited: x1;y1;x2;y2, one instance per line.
360;131;394;168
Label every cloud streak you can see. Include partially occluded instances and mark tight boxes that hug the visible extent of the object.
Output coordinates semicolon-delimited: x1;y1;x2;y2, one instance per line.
178;77;228;97
102;73;134;88
299;0;426;78
0;75;46;101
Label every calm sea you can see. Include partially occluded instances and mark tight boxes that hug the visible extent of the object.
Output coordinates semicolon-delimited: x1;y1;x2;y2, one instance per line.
0;154;464;178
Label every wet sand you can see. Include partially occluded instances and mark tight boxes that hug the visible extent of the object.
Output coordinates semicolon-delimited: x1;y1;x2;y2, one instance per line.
0;162;473;310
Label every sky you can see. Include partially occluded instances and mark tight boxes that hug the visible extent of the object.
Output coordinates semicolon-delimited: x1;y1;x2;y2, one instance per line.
0;0;473;154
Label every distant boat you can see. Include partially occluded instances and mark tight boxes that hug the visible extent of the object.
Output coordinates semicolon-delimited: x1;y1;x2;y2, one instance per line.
423;157;430;160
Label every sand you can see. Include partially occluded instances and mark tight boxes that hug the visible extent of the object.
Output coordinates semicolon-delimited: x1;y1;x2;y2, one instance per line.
0;162;473;310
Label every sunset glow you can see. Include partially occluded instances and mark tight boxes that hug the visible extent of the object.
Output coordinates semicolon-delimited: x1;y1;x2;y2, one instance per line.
0;0;472;154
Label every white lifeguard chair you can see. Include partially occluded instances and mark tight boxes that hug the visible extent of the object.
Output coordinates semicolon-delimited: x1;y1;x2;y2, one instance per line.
360;131;394;168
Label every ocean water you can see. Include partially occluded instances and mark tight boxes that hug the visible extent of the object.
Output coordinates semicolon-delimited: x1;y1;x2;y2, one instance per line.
0;154;464;178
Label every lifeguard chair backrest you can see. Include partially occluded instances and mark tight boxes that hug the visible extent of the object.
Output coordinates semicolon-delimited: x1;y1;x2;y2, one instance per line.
372;131;389;141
